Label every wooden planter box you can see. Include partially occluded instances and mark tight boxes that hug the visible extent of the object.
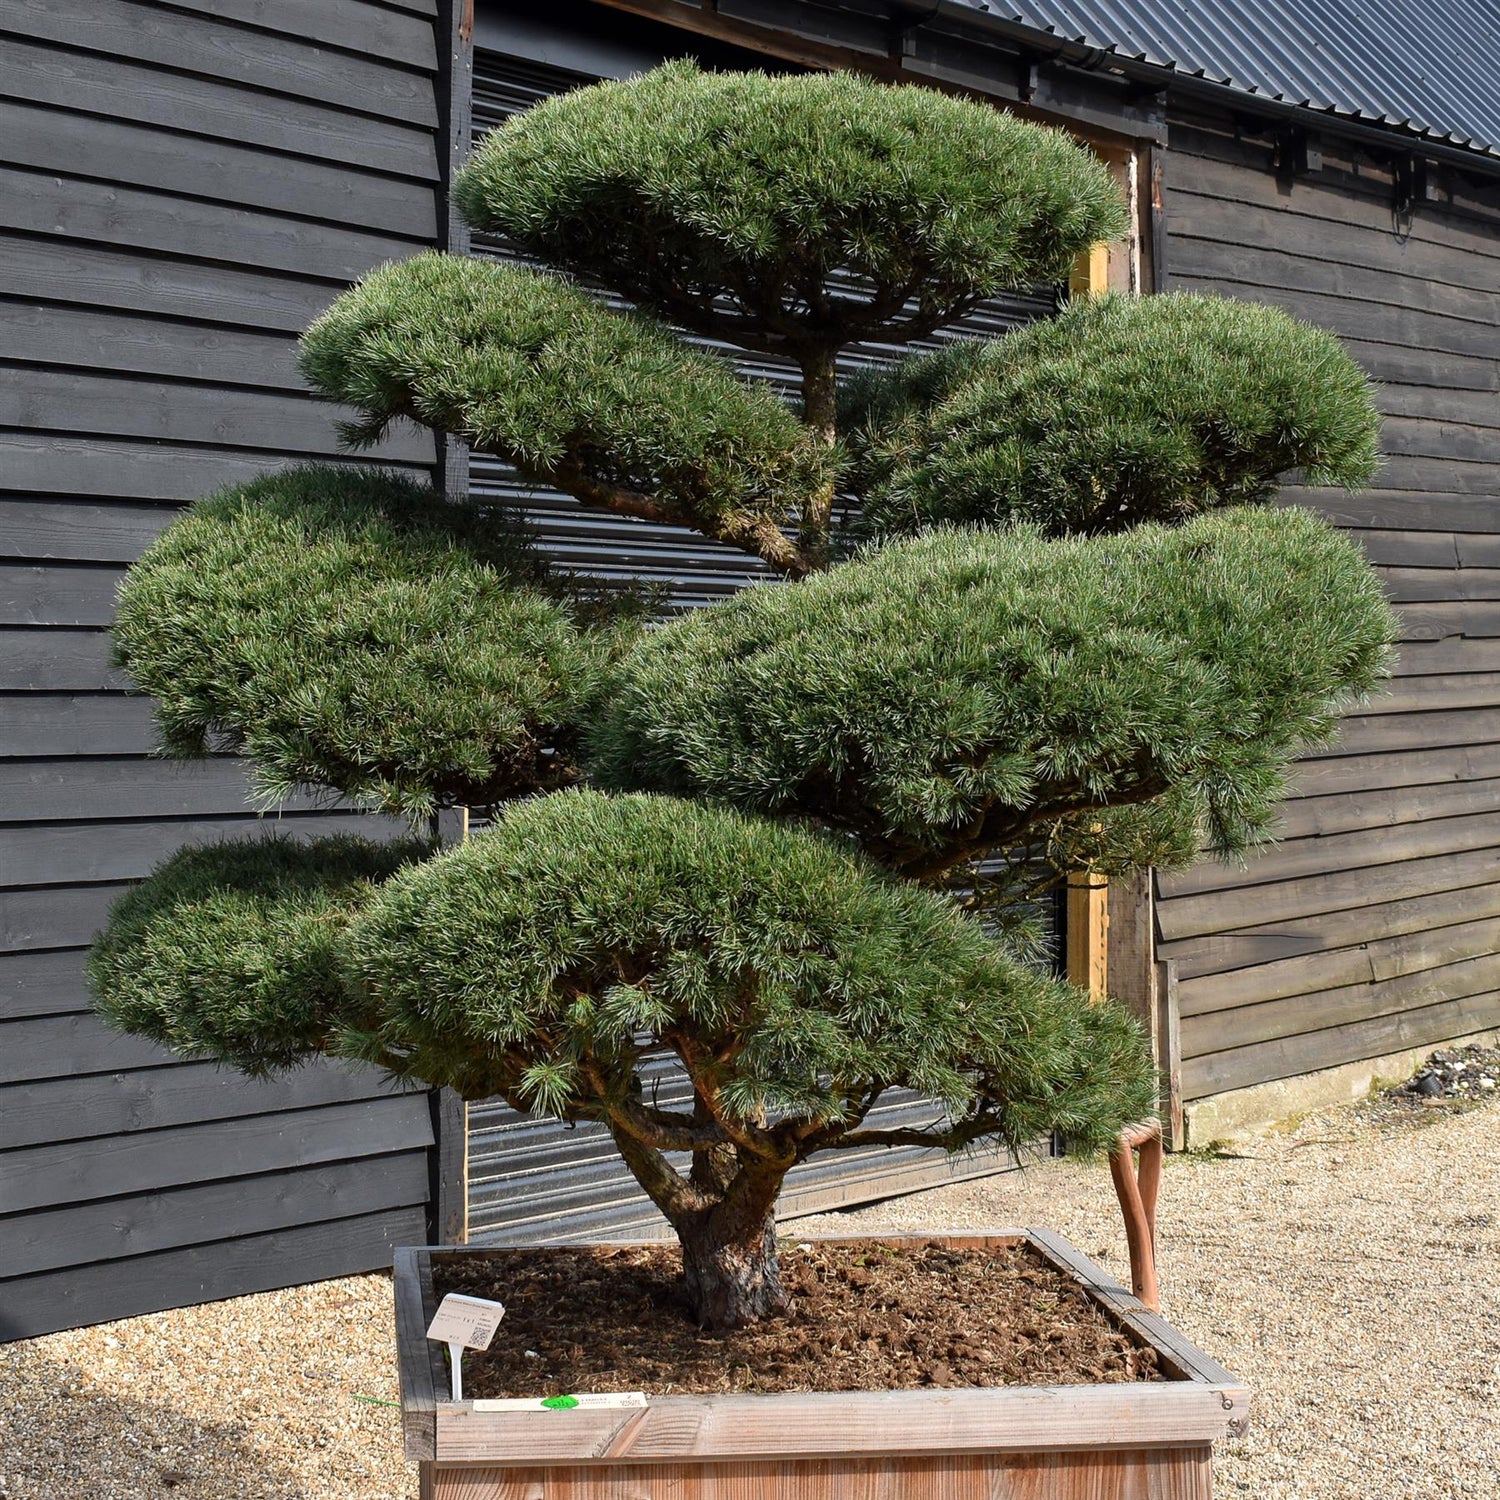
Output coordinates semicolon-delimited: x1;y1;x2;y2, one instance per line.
395;1231;1250;1499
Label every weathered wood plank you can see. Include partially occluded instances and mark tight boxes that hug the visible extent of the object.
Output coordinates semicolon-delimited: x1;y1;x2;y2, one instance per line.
0;812;384;888
0;882;137;955
1177;913;1500;1017
0;628;125;691
1381;418;1500;468
1158;880;1500;983
7;1149;431;1277
1275;773;1500;839
1381;566;1500;603
1182;951;1500;1059
0;1055;406;1149
1164;272;1499;362
0;1012;174;1085
434;1383;1239;1463
0;166;425;282
1393;638;1500;676
0;302;289;395
0;757;336;823
1;500;183;561
0;1206;426;1342
395;1248;440;1461
1298;490;1500;534
1167;230;1500;328
1290;742;1500;798
1;1093;435;1213
0;368;434;464
0;438;427;501
0;563;125;626
1167;130;1500;274
1183;989;1500;1099
0;35;439;178
0;693;153;755
0;234;340;334
1166;807;1500;898
1304;707;1500;758
1;0;438;125
1157;845;1500;943
424;1449;1214;1498
0;99;437;237
0;949;96;1020
163;0;438;71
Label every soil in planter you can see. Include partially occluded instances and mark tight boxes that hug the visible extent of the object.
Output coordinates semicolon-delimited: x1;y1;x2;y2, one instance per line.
432;1239;1168;1398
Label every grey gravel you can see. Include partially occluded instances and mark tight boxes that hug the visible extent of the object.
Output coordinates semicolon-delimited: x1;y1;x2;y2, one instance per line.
3;1096;1495;1499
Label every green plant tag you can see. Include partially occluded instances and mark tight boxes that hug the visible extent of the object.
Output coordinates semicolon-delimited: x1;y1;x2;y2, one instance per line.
542;1395;581;1410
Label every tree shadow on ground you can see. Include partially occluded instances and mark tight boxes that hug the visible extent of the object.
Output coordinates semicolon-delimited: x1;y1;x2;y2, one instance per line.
0;1343;411;1500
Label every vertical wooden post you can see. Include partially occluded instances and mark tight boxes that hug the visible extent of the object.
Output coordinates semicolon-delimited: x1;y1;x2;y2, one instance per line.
1108;868;1157;1053
1069;240;1111;301
1156;958;1186;1151
1066;873;1110;999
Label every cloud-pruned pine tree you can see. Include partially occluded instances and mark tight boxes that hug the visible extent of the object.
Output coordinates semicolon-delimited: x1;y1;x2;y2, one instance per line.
93;63;1394;1330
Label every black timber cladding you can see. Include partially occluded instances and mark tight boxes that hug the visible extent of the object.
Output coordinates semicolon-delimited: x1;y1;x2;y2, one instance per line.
0;0;448;1339
1152;106;1500;1100
461;1;1060;1243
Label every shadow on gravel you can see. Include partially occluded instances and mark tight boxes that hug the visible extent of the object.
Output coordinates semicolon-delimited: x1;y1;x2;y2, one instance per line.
0;1344;312;1500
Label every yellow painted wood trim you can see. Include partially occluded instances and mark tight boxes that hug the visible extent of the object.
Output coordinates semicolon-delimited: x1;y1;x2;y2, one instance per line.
1069;240;1111;299
1066;873;1110;999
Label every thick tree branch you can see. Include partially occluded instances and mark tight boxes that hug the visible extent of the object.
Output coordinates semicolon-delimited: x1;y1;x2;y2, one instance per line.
545;460;815;578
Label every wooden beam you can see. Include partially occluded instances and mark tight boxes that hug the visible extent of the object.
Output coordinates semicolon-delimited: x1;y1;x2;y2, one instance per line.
1066;873;1110;999
1108;868;1157;1051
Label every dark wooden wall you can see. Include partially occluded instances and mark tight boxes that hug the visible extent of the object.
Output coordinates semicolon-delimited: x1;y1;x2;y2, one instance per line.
0;0;452;1338
1154;108;1500;1106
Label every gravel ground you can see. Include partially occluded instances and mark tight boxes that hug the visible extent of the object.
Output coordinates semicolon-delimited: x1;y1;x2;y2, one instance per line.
3;1092;1496;1500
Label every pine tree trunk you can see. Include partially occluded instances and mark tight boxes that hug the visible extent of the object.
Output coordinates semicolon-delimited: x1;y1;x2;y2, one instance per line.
677;1203;787;1329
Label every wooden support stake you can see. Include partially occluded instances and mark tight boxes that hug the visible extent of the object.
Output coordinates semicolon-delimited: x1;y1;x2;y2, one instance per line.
1069;240;1111;300
1156;958;1185;1151
1066;873;1109;999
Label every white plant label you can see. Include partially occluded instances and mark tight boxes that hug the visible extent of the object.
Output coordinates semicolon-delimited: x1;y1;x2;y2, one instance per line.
426;1293;506;1351
426;1293;507;1403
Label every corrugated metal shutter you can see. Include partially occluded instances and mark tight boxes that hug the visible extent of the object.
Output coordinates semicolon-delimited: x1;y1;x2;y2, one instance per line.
465;36;1064;1245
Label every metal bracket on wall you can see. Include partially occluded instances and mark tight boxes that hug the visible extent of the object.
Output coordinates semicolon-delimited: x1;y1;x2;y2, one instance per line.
1392;154;1427;234
1274;125;1322;180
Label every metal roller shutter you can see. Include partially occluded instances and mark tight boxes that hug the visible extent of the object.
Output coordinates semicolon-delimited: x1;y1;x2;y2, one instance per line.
463;17;1064;1245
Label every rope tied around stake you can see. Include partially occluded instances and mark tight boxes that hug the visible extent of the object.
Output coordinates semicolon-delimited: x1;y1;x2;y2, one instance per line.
1109;1119;1163;1312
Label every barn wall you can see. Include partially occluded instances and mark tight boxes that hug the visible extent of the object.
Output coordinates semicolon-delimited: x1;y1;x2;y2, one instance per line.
0;0;451;1338
1154;108;1500;1118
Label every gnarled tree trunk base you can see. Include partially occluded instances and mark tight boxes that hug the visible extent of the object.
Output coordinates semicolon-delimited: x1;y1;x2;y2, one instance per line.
678;1210;787;1329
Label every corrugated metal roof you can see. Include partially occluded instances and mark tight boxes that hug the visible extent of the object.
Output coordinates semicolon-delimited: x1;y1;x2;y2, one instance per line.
951;0;1500;161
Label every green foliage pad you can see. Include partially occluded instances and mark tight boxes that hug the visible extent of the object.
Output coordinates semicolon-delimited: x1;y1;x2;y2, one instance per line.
842;293;1382;540
112;466;608;819
300;253;828;570
348;791;1158;1156
455;61;1125;358
593;508;1397;873
90;834;427;1076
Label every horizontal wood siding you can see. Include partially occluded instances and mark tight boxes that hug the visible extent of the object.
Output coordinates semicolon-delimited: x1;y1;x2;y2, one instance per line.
0;0;447;1338
1155;110;1500;1102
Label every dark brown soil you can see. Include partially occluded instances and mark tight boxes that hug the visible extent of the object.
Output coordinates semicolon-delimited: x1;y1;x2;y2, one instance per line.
432;1239;1168;1398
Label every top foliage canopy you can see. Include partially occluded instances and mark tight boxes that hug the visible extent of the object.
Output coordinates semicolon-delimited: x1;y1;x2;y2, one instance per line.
456;60;1125;361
